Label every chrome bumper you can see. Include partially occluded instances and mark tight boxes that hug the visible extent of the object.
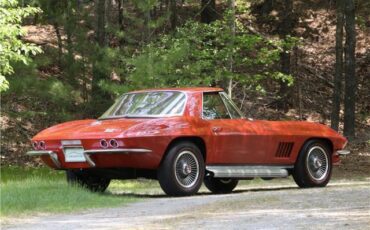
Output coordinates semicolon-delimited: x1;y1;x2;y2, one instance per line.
26;148;152;168
26;150;61;168
336;150;350;155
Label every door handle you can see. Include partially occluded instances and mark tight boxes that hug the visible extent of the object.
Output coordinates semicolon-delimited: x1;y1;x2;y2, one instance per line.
212;127;222;133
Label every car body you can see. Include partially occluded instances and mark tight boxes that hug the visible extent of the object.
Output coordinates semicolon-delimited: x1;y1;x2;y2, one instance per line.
27;87;349;195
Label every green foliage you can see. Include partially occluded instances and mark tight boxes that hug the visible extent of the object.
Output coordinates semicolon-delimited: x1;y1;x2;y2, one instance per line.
2;0;294;121
0;0;42;92
103;19;293;95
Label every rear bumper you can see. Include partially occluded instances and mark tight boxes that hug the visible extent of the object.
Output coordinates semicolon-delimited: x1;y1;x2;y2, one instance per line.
27;150;61;168
26;148;152;169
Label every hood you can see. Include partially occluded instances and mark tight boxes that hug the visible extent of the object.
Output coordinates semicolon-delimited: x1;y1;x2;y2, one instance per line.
33;118;150;140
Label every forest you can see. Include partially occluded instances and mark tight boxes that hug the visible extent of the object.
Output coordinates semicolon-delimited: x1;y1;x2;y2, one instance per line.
0;0;369;166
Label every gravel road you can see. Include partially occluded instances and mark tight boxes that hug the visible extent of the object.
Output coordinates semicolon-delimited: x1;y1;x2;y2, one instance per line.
3;181;370;230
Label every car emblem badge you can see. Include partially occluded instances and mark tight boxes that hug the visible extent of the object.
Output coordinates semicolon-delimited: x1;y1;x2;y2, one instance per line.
104;128;116;133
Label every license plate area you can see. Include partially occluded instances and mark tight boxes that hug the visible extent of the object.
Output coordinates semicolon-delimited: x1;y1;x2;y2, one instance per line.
64;147;86;162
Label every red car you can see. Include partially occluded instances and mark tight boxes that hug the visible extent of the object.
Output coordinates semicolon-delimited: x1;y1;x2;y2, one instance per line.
27;87;349;196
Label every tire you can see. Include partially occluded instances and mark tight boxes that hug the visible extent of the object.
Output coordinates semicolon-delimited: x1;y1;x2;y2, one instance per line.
261;177;273;180
204;177;238;194
158;141;205;196
293;140;332;188
66;170;110;192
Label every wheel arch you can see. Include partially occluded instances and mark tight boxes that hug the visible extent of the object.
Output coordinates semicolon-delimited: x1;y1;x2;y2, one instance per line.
300;137;334;156
162;136;207;164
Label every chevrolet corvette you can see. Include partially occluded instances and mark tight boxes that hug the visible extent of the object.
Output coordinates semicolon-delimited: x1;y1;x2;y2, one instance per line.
27;88;349;196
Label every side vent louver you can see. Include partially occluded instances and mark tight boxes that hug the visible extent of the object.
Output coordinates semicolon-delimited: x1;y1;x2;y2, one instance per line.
275;142;294;158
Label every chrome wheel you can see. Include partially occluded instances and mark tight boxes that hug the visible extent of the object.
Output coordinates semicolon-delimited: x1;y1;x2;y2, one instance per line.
306;146;329;181
174;150;200;188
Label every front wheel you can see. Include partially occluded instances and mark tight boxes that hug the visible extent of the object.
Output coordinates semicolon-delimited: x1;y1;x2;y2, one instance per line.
66;170;110;192
158;141;205;196
204;177;238;194
293;140;332;188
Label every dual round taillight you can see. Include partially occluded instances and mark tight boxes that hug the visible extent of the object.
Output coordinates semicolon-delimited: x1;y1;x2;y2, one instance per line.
32;141;46;150
32;141;38;150
100;139;118;148
110;139;118;148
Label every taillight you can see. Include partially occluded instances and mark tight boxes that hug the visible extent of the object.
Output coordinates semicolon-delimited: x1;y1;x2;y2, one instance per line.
39;141;46;150
32;141;38;150
109;139;118;148
100;139;108;148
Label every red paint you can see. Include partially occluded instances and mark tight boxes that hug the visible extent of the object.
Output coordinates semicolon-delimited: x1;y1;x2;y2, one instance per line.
31;87;347;169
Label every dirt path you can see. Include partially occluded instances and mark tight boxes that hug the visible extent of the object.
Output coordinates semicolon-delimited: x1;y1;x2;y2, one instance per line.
3;182;370;230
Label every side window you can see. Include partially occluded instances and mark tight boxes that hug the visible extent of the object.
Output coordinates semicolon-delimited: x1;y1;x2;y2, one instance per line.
202;93;231;119
220;92;243;119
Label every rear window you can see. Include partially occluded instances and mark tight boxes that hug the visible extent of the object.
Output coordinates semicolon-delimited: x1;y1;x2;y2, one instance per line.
100;91;186;118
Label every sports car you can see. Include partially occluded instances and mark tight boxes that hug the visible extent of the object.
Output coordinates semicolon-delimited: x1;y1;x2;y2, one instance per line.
27;87;349;196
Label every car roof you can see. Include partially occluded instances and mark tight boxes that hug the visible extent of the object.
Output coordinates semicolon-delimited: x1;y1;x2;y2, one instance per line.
130;87;224;93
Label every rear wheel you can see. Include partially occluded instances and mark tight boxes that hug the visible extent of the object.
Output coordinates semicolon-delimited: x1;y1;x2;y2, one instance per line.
158;141;205;196
66;170;110;192
293;140;332;188
204;177;238;194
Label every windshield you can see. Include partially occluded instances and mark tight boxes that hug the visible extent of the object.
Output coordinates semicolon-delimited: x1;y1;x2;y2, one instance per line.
100;91;187;119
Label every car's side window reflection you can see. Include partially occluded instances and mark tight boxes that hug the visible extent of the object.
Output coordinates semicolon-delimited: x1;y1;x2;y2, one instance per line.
203;93;230;119
220;92;243;119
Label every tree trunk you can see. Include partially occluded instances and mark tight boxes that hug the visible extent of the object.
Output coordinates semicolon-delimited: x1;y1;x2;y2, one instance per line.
64;2;76;88
343;0;356;139
331;0;344;131
91;0;109;115
169;0;177;30
96;0;106;46
276;0;294;112
53;22;63;68
117;0;124;31
227;0;235;98
143;4;151;43
200;0;217;24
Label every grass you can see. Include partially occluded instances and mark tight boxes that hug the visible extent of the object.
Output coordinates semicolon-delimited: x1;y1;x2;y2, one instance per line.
0;167;160;218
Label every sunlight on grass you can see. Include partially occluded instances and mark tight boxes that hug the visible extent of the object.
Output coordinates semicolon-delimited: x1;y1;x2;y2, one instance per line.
109;179;163;195
1;178;137;217
0;167;140;217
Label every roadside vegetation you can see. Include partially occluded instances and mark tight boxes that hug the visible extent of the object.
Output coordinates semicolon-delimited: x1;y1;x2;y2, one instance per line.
0;167;141;217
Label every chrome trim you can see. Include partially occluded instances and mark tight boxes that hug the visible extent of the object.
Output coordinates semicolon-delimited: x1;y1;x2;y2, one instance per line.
26;147;152;169
49;152;61;168
26;150;54;156
201;91;231;120
201;91;245;120
26;150;61;168
84;148;152;154
337;150;350;155
220;92;245;119
174;150;200;188
83;153;96;167
206;165;291;178
306;146;329;181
